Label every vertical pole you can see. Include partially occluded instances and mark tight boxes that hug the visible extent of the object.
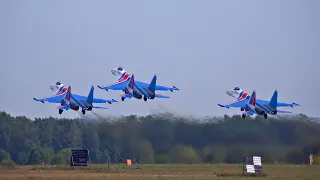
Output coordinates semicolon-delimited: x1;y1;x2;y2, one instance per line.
108;156;110;172
242;156;245;175
87;149;90;167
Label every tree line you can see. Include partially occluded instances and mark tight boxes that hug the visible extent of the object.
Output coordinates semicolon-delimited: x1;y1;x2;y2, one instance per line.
0;111;319;165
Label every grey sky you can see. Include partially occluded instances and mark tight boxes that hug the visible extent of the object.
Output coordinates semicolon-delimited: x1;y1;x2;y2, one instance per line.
1;0;319;119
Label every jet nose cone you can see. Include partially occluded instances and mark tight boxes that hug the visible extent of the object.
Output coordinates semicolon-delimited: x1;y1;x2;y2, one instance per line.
226;90;233;96
111;69;118;76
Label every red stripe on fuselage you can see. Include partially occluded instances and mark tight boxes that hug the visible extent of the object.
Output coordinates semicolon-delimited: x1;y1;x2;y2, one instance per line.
104;73;132;87
119;73;131;82
237;92;248;101
56;87;68;95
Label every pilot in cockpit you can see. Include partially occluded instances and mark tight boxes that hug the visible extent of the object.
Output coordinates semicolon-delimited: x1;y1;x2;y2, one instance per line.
55;81;61;85
117;67;123;71
233;87;240;91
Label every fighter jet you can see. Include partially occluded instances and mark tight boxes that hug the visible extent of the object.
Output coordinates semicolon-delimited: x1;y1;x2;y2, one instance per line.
33;82;117;115
218;87;299;119
97;67;179;92
120;74;169;101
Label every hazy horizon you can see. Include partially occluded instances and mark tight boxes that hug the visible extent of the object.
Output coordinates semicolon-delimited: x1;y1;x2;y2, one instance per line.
1;0;319;119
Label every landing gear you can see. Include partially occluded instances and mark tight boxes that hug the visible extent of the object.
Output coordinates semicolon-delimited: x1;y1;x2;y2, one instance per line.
264;114;268;119
242;114;246;119
82;109;86;115
144;97;148;101
59;109;63;114
240;108;244;111
150;95;155;99
121;97;125;101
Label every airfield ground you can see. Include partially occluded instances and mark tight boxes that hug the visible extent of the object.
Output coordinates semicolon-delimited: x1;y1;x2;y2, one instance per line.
0;164;319;180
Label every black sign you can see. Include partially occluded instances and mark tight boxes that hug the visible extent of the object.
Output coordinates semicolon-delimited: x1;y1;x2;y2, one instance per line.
243;156;262;175
70;149;89;166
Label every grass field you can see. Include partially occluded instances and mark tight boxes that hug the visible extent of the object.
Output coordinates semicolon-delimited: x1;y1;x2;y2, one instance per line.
0;164;319;180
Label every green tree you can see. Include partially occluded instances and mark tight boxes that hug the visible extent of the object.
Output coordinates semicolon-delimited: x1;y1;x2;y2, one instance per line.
28;148;54;165
286;149;306;164
134;140;155;164
50;154;66;165
89;148;102;163
0;111;320;165
16;152;28;165
200;146;216;163
224;148;246;163
55;148;71;165
169;145;201;164
155;154;169;164
50;148;72;165
0;148;11;162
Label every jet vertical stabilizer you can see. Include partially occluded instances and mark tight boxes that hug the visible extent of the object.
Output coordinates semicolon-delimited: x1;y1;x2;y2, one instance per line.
269;90;278;110
63;86;72;105
147;74;169;99
57;85;72;114
148;74;157;93
241;90;257;119
262;90;281;115
86;85;94;105
120;74;144;101
126;74;135;93
247;90;256;111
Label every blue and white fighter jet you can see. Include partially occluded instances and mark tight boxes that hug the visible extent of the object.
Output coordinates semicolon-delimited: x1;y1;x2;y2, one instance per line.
33;82;117;115
97;67;179;92
218;87;300;119
119;74;170;101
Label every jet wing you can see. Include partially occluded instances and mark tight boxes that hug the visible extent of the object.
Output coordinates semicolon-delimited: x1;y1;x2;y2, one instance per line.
256;99;299;107
72;94;117;104
277;110;292;113
135;81;179;91
218;99;248;108
121;93;134;99
97;81;127;90
243;110;292;115
98;79;179;91
33;94;65;103
155;94;170;98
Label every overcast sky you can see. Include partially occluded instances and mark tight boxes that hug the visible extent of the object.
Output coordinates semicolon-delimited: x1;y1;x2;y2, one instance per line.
1;0;319;119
